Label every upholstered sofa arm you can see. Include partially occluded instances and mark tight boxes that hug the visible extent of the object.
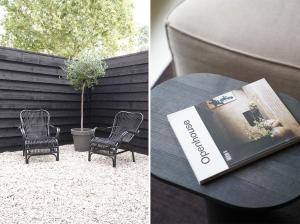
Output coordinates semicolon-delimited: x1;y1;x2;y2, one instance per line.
166;0;300;100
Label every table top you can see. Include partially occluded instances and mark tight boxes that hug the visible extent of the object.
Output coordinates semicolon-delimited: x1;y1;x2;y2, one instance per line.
151;73;300;209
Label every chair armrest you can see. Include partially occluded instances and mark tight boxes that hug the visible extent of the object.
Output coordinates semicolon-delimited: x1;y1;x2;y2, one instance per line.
18;126;26;140
49;125;60;139
92;126;118;137
119;129;139;143
127;130;140;135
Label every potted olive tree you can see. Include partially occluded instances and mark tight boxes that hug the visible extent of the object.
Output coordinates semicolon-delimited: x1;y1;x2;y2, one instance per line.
65;50;107;151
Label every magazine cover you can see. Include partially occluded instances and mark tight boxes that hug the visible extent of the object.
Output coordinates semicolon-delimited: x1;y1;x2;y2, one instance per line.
167;79;300;184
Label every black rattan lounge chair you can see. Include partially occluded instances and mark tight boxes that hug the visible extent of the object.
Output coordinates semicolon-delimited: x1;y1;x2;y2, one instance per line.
89;111;143;167
19;109;60;164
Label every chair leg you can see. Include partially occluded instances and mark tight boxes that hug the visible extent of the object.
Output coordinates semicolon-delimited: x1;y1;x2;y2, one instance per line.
132;151;135;162
112;155;116;168
88;151;91;162
56;148;59;161
25;150;29;164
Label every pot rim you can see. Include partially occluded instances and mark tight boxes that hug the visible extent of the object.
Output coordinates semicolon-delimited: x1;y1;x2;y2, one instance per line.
71;128;93;136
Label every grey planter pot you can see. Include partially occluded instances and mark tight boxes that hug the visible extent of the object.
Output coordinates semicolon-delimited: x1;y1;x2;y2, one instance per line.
71;128;93;152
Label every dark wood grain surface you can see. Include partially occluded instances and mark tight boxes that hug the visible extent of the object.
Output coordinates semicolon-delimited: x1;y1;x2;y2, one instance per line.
151;73;300;209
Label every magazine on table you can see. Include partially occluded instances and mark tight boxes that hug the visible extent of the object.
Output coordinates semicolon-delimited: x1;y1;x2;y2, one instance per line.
167;78;300;184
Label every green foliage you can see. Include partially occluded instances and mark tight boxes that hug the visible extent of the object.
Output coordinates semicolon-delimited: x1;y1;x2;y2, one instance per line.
0;0;135;57
64;49;107;91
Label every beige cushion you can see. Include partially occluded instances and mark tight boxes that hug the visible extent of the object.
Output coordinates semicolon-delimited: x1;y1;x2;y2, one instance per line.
167;0;300;100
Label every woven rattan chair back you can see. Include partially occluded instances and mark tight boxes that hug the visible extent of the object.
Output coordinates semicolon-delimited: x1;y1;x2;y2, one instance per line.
20;109;50;139
110;111;143;143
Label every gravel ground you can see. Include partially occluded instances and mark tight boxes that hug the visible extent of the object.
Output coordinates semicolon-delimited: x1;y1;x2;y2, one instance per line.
0;145;149;224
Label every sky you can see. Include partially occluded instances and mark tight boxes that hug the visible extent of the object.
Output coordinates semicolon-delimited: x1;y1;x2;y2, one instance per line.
132;0;150;27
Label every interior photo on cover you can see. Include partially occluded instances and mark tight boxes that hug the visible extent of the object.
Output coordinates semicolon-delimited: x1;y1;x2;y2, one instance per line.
196;79;300;167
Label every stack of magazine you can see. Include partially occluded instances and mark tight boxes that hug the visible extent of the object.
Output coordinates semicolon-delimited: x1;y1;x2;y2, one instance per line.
167;79;300;184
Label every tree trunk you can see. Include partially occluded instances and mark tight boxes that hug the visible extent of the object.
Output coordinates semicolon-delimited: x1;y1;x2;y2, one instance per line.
81;83;85;131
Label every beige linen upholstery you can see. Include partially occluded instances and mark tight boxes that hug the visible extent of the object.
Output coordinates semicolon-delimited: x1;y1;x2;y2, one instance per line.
166;0;300;100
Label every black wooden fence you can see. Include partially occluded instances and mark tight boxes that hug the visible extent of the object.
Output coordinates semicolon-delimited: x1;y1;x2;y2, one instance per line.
0;47;148;154
91;52;148;154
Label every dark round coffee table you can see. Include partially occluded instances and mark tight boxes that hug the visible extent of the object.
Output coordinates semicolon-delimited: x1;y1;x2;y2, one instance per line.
151;73;300;223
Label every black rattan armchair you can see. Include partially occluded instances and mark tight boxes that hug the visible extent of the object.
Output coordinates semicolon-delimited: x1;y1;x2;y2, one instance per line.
89;111;143;167
19;109;60;164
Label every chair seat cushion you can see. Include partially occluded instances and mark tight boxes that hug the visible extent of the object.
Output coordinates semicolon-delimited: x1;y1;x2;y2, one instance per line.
90;137;117;148
25;137;58;149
